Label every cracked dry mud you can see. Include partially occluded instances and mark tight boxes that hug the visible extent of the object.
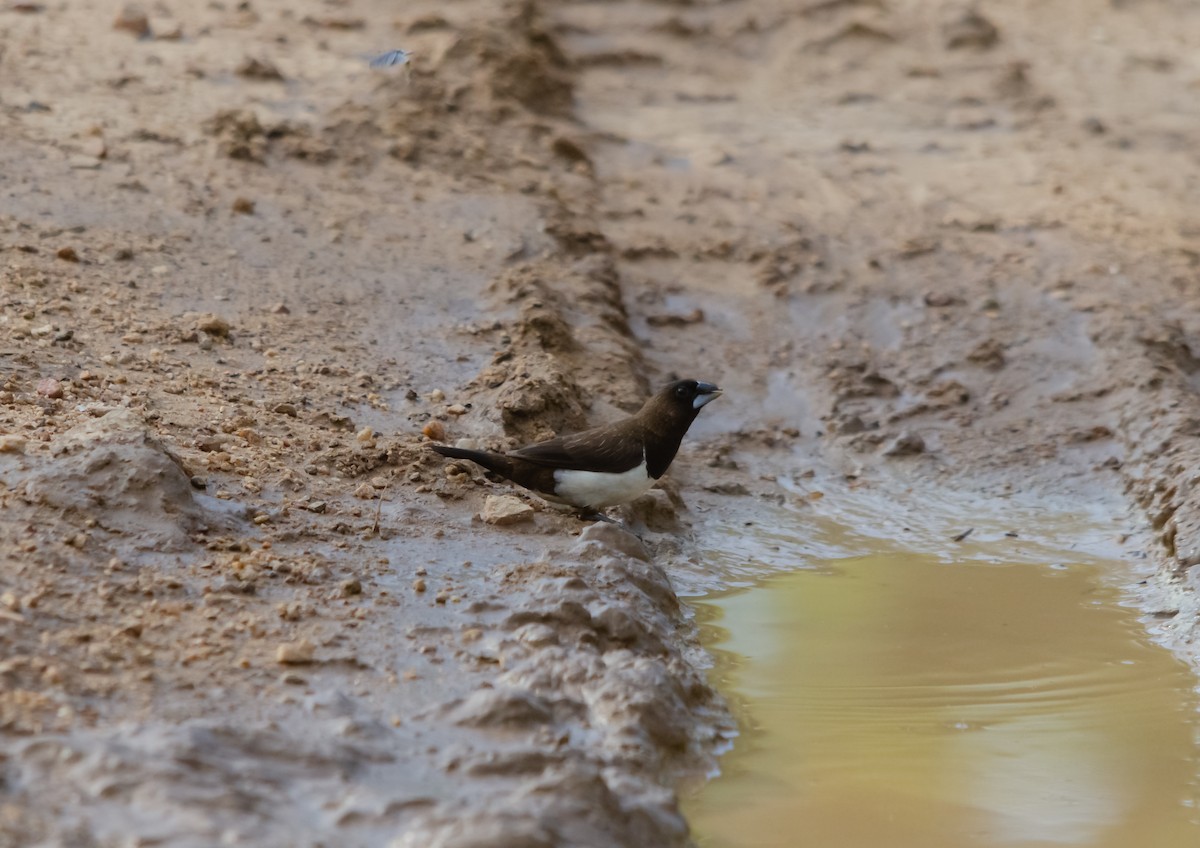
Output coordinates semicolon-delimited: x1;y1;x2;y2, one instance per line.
3;1;1200;846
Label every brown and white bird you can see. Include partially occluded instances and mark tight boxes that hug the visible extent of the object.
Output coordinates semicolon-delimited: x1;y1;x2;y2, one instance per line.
430;379;722;515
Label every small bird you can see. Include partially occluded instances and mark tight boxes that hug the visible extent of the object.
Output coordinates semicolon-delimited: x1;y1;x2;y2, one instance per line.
430;379;722;517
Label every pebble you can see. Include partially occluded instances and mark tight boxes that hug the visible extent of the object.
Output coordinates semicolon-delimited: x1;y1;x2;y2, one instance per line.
35;378;63;399
113;4;151;38
231;197;256;215
272;402;299;417
340;578;363;596
276;639;315;665
0;435;27;454
196;313;231;337
446;404;467;416
481;495;534;526
355;426;375;443
56;246;79;262
883;431;927;456
428;389;445;402
422;420;446;441
353;482;375;499
413;578;426;593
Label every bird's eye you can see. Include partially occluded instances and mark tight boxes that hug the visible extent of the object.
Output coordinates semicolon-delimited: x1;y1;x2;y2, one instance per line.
675;385;690;398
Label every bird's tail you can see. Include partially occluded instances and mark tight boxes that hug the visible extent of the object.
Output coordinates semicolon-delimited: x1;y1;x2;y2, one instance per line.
429;444;513;477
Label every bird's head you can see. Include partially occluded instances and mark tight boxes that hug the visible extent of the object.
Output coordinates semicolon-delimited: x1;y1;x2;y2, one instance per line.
642;379;723;427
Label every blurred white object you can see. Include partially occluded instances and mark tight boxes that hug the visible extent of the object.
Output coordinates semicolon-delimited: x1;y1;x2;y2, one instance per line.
369;49;412;69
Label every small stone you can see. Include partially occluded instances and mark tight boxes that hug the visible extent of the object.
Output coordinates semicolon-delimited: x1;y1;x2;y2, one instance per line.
413;578;426;593
353;482;375;499
422;421;446;441
883;431;926;456
340;578;363;596
231;196;256;215
943;9;999;50
305;501;327;513
271;303;290;314
280;671;307;685
435;591;449;605
35;378;63;399
0;592;18;611
236;57;283;81
252;514;270;525
196;313;231;337
272;402;298;417
446;404;467;416
481;495;534;526
56;246;79;262
113;4;151;37
0;435;27;454
356;426;375;443
276;639;315;664
428;389;445;402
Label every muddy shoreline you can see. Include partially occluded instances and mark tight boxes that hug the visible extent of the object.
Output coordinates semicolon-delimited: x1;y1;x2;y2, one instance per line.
3;0;1200;845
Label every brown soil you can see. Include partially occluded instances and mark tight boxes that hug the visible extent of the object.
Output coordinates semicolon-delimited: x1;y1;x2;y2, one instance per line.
2;0;1200;845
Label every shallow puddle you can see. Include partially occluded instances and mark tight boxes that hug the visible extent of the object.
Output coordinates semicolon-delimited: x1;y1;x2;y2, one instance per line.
685;538;1200;847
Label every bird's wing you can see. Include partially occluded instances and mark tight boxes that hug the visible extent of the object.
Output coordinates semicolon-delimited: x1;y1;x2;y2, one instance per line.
510;425;643;473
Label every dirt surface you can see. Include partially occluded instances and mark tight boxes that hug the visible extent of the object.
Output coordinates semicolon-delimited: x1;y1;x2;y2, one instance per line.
3;0;1200;845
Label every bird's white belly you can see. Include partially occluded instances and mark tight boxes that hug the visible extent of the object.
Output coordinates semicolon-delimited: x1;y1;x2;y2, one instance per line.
553;462;654;509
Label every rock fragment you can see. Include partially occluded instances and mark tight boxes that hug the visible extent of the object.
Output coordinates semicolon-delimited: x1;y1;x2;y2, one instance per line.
882;431;927;456
113;4;150;38
481;495;534;526
35;378;63;399
196;313;231;337
276;639;315;665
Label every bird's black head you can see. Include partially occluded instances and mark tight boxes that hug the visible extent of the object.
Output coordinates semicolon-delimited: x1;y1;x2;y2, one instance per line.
642;379;723;424
635;379;722;476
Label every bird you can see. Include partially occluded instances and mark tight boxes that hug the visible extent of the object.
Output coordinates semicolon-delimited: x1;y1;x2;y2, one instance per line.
429;379;722;518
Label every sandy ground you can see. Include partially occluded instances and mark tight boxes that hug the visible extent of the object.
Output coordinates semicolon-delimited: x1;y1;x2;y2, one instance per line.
3;0;1200;845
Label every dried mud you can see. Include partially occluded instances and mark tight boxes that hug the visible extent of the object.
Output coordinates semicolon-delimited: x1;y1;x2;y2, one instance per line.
2;0;1200;846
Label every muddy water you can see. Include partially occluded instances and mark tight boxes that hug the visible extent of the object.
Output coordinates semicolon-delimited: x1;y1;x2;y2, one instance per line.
685;520;1200;847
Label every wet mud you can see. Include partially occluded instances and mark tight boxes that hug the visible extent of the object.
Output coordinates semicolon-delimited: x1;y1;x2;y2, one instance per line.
3;0;1200;845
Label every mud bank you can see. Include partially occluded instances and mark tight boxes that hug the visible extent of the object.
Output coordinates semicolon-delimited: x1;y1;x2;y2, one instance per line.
3;0;1200;845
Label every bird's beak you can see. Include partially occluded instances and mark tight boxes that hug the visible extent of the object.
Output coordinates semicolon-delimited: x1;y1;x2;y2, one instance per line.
693;382;723;409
